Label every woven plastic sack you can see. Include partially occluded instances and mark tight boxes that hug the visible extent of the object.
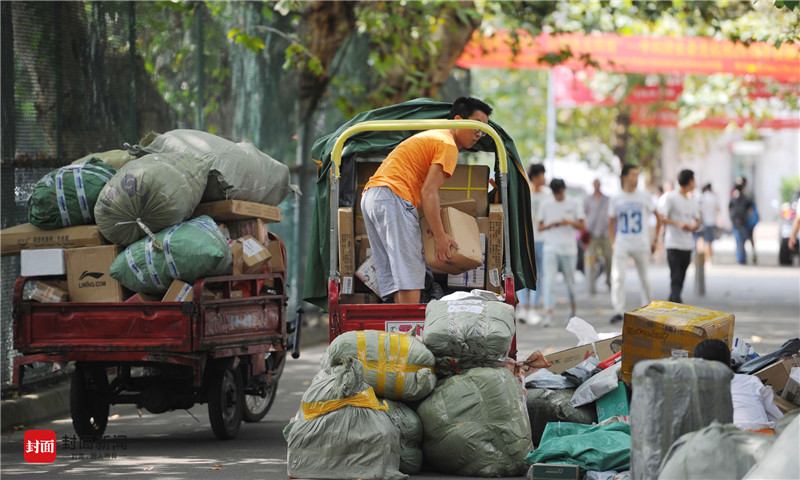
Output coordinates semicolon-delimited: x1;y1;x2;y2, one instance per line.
109;216;231;295
284;358;406;480
72;149;135;169
28;158;116;230
417;367;532;477
526;422;632;472
630;358;734;480
94;152;210;246
423;293;515;375
383;399;424;475
325;330;436;402
135;129;300;205
658;421;774;480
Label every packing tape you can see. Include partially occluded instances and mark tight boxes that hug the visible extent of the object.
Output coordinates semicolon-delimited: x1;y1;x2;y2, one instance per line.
301;386;388;420
125;246;146;284
163;226;181;278
144;237;164;288
55;170;71;227
72;167;92;223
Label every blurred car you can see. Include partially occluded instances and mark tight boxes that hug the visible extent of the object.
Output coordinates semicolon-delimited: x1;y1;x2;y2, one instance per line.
778;189;800;265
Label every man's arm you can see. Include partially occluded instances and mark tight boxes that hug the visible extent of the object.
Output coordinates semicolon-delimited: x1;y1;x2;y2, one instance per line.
608;217;616;247
789;212;800;250
651;211;662;253
420;164;457;262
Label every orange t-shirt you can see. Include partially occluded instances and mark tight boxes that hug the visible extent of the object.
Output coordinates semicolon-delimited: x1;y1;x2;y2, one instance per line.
363;130;458;207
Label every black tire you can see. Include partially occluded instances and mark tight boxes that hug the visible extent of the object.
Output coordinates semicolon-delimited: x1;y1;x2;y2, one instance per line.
779;238;793;265
207;366;243;440
70;364;110;439
242;378;278;423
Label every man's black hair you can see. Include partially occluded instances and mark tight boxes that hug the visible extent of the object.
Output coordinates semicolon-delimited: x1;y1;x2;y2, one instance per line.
448;97;493;119
550;178;566;194
620;163;638;179
702;183;712;192
527;163;545;179
678;169;695;187
693;339;731;367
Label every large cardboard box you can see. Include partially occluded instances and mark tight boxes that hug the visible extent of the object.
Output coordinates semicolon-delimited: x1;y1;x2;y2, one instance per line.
65;245;124;302
420;207;482;275
529;463;580;480
162;279;193;302
193;200;281;222
267;239;285;273
21;249;66;277
545;335;623;374
1;223;105;256
753;356;799;394
447;233;486;289
228;218;269;244
620;300;735;384
231;236;270;275
338;207;356;295
440;164;490;217
29;280;69;303
486;204;504;293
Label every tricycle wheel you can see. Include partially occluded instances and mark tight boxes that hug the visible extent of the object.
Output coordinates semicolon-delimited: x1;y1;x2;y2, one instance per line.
70;364;110;439
208;366;243;440
242;378;278;423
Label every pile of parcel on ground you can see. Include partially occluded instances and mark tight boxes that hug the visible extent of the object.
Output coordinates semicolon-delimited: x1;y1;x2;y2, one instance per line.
286;297;800;480
2;129;299;303
337;162;504;304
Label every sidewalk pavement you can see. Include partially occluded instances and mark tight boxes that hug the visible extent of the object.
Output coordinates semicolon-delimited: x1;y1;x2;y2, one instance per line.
3;223;797;433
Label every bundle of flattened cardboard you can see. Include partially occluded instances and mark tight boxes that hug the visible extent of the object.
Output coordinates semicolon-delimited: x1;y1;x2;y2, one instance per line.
2;199;285;304
337;162;505;304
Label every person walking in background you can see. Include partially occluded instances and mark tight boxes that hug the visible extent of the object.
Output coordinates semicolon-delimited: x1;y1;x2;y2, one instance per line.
652;181;673;263
729;184;755;265
517;163;549;324
697;183;720;265
732;176;759;264
608;164;661;323
583;178;612;294
538;178;585;327
658;169;700;304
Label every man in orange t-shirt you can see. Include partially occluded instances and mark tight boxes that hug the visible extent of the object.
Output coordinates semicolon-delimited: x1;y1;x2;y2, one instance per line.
361;97;492;304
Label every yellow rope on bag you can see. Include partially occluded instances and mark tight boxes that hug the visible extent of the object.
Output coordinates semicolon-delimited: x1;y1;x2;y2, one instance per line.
301;386;389;420
377;331;388;394
356;330;432;398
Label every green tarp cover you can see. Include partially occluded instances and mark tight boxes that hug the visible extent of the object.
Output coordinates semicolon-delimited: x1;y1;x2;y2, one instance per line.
526;422;632;472
383;399;424;475
94;152;211;246
28;158;116;230
417;367;532;477
325;330;436;402
302;98;536;310
109;215;231;295
284;358;407;480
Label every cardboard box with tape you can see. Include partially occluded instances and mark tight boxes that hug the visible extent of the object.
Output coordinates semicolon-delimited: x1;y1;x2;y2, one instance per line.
28;280;69;303
162;279;194;302
1;223;106;256
620;300;734;384
231;236;271;275
194;200;281;223
485;204;504;293
229;218;269;244
546;335;623;374
65;245;124;302
420;206;482;275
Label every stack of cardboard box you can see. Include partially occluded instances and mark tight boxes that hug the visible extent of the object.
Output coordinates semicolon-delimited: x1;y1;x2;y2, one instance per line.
338;162;504;305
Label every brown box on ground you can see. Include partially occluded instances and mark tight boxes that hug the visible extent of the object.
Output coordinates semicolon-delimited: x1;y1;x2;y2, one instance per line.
529;463;580;480
1;223;106;256
228;218;269;244
620;300;735;384
485;204;504;294
193;200;281;222
338;207;356;295
29;280;69;303
339;293;382;305
420;207;482;275
65;245;124;302
753;356;800;394
546;335;623;374
125;292;161;302
162;279;194;302
440;164;490;217
267;239;285;273
231;236;270;275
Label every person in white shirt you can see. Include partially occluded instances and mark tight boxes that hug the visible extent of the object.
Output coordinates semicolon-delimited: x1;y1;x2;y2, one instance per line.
608;164;661;323
538;178;585;327
518;163;550;324
697;183;720;264
658;169;701;304
694;339;783;432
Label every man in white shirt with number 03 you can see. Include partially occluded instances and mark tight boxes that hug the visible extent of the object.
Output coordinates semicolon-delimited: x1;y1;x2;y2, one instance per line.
608;164;661;323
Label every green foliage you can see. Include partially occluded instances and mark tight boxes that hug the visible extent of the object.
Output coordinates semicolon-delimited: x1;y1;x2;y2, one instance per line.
782;175;800;202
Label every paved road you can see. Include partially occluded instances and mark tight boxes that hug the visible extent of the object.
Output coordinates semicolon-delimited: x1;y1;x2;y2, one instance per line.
2;224;798;479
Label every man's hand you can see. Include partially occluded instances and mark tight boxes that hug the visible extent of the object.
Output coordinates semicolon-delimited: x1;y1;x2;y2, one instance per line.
650;240;658;254
434;233;459;262
790;236;797;251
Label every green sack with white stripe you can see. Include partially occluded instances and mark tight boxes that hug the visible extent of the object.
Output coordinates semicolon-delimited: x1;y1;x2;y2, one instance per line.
109;215;232;295
27;158;117;230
